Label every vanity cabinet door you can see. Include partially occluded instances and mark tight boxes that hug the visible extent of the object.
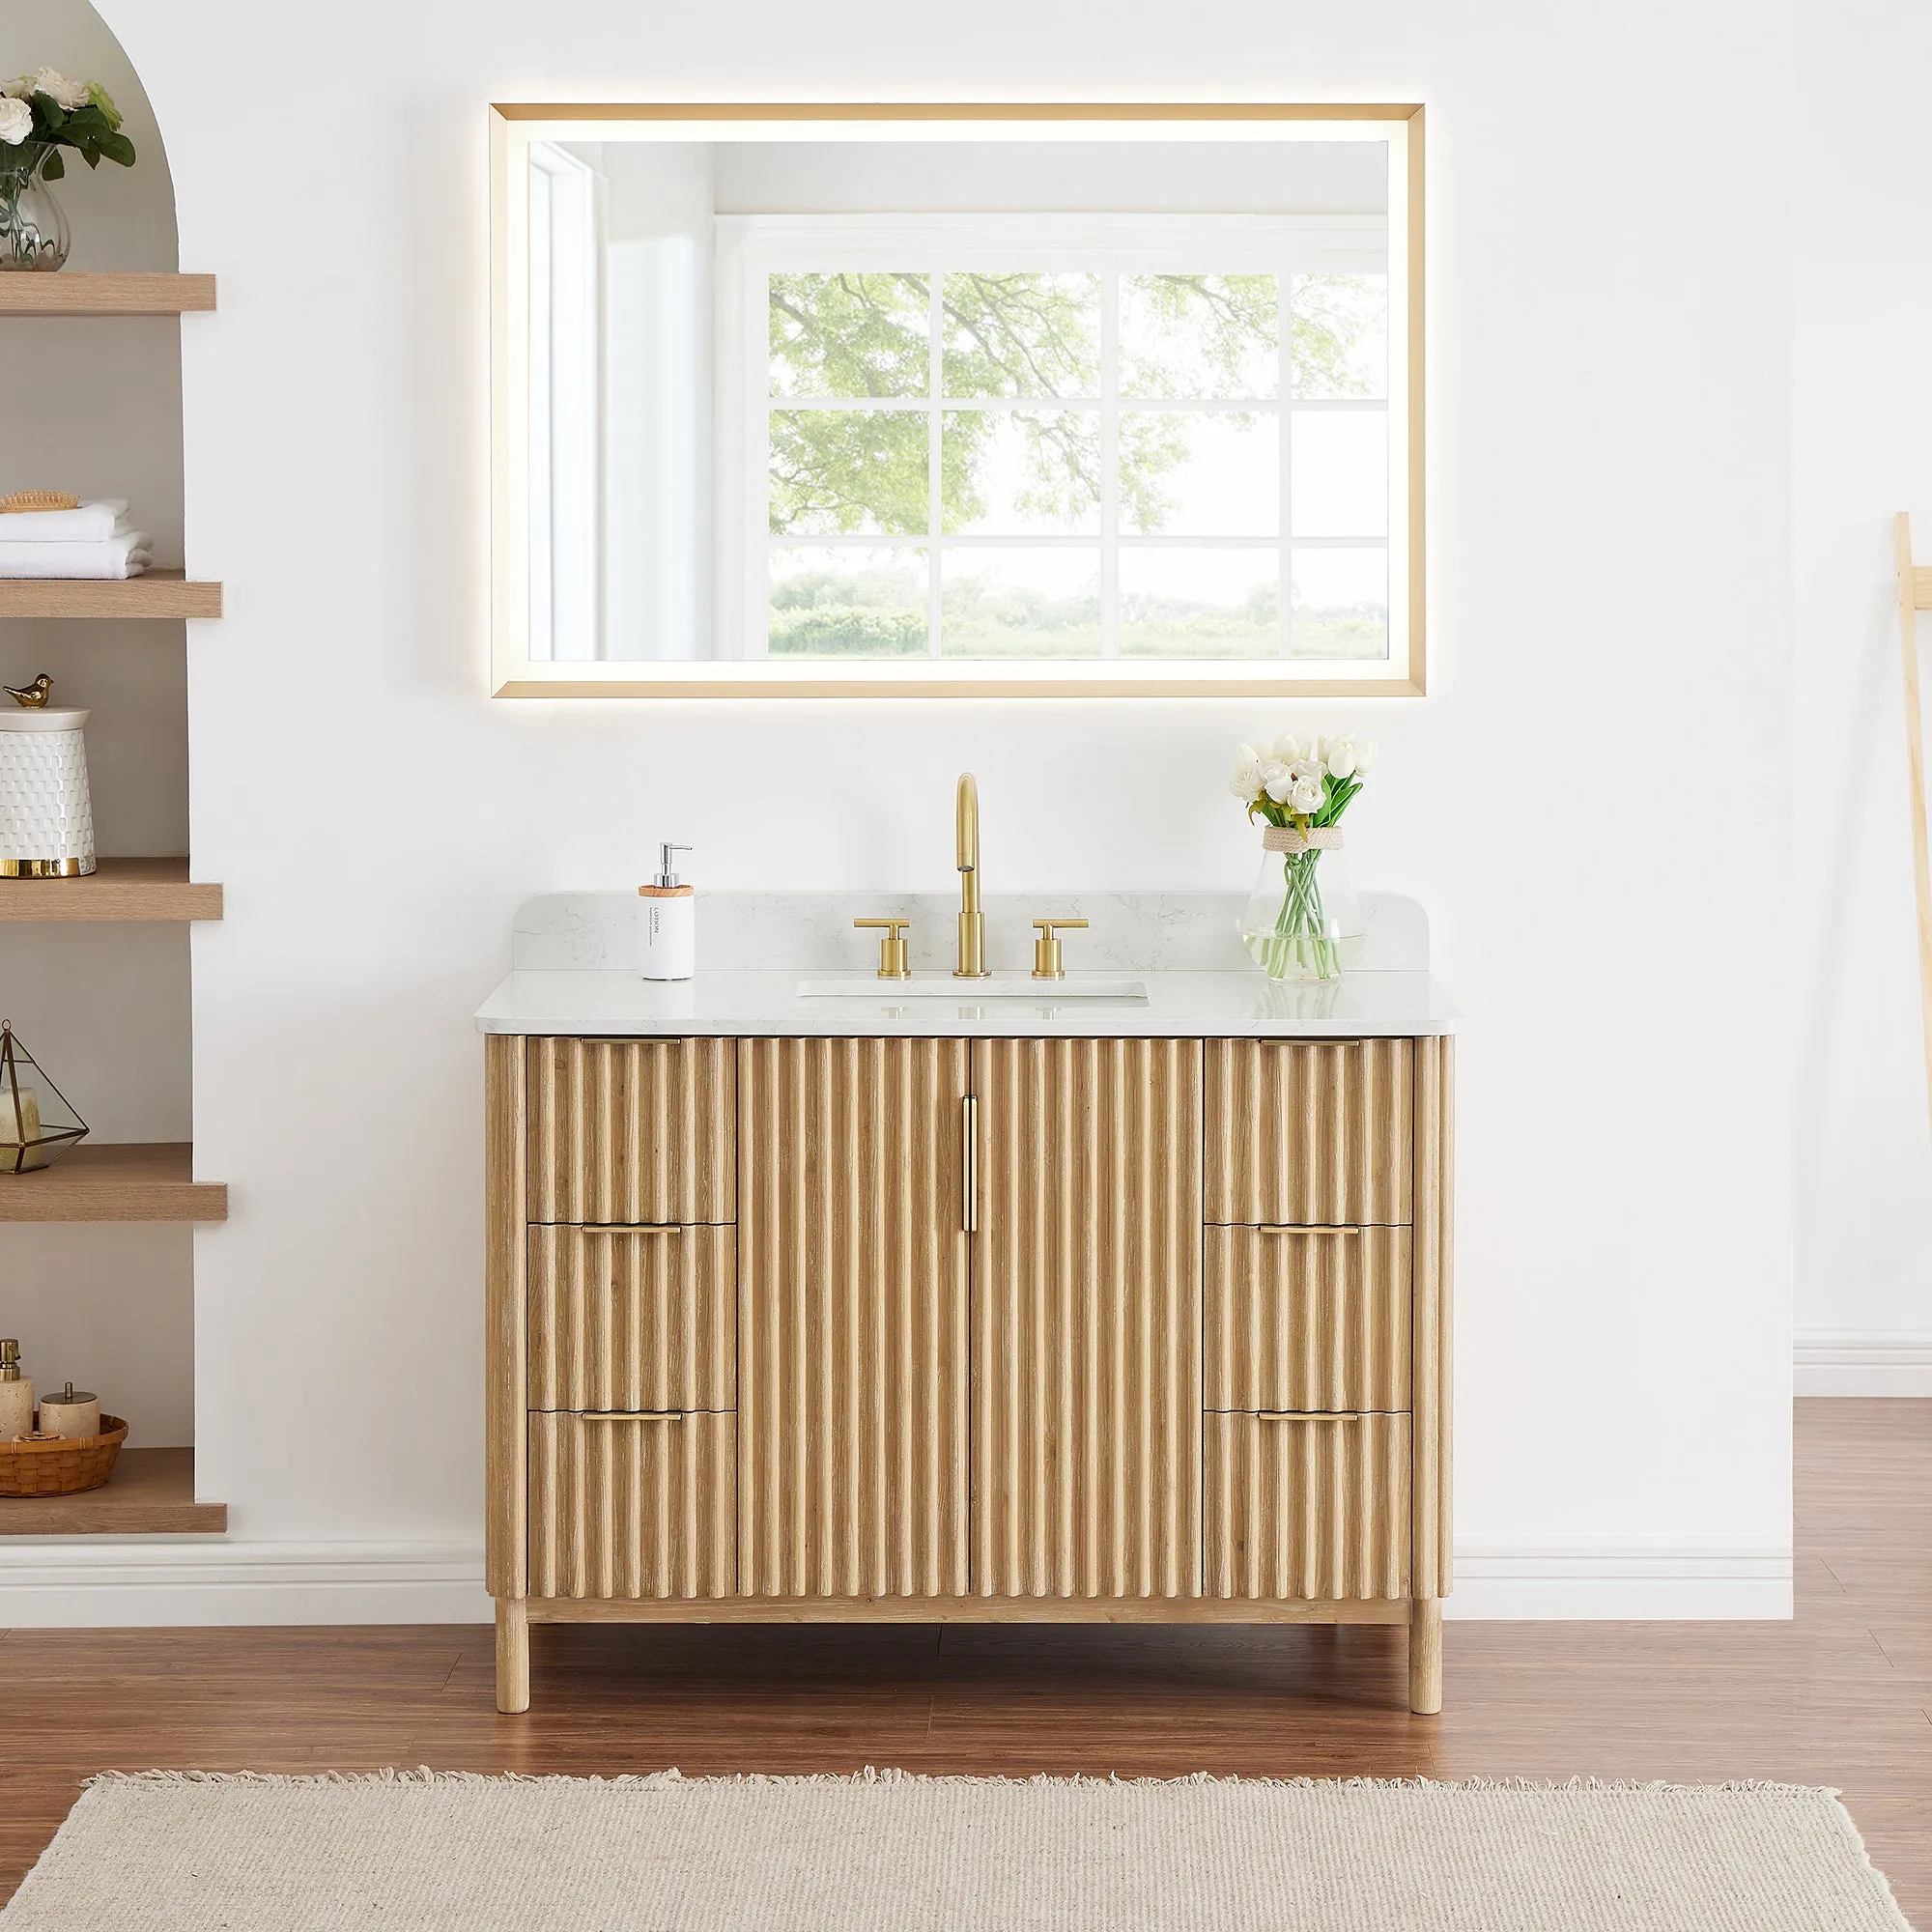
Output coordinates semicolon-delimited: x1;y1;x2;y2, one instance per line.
1204;1039;1412;1227
1204;1225;1411;1413
527;1409;736;1600
526;1036;736;1226
1205;1410;1410;1600
971;1037;1203;1599
737;1037;972;1598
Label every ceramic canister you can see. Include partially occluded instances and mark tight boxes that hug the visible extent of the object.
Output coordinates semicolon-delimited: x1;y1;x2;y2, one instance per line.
36;1382;99;1438
0;704;96;876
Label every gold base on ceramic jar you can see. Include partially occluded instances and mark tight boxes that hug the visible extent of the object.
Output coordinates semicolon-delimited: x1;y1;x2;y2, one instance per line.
0;857;95;878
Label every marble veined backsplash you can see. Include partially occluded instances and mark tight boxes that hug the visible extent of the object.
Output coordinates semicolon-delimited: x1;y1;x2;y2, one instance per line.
510;892;1427;976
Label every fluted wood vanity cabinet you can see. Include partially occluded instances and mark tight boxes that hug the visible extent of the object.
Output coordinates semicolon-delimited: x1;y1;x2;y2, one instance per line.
486;1030;1453;1717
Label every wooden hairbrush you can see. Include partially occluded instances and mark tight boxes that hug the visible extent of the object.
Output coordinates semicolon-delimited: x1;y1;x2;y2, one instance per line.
0;491;82;514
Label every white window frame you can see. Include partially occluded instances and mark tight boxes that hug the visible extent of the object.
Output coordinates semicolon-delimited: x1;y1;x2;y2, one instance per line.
489;105;1423;698
716;213;1394;668
526;141;603;664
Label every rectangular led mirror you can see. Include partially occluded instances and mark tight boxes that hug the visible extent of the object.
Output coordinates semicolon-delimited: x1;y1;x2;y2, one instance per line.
490;104;1423;697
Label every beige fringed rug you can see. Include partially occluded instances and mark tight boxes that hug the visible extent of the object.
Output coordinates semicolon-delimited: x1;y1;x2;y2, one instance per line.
0;1770;1911;1932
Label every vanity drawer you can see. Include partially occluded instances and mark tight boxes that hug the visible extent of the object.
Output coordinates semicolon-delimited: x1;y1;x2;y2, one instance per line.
1204;1225;1410;1413
1204;1038;1413;1227
526;1408;736;1600
526;1225;736;1413
526;1037;736;1227
1205;1409;1410;1600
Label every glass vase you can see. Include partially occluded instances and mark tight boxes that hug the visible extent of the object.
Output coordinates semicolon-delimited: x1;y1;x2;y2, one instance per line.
0;146;71;271
1239;826;1364;981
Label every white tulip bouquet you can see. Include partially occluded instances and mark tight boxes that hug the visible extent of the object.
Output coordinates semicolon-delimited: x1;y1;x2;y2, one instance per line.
1231;731;1378;980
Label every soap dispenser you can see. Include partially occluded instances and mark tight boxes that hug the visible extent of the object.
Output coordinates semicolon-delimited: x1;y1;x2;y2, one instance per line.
0;1340;33;1443
639;842;695;981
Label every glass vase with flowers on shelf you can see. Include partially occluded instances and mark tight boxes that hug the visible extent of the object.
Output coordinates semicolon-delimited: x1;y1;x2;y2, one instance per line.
0;67;136;270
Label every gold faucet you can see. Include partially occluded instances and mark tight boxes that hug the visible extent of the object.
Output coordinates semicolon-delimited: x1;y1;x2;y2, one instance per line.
955;773;988;979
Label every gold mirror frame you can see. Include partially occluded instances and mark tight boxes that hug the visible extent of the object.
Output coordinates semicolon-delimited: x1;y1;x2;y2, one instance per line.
489;102;1425;699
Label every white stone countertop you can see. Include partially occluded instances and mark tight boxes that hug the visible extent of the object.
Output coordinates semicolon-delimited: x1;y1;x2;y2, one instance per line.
473;889;1459;1038
474;968;1458;1039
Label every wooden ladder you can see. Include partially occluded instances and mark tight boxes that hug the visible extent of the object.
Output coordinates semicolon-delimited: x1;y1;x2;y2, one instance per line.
1895;514;1932;1138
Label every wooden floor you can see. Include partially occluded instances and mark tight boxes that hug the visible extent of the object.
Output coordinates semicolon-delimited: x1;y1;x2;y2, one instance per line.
2;1400;1927;1918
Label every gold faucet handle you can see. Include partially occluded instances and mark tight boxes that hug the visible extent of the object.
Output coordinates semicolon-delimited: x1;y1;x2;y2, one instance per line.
854;917;913;980
1031;917;1089;981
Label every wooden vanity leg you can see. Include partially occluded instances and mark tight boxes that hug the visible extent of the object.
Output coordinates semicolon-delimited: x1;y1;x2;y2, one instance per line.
496;1598;530;1715
1407;1599;1442;1715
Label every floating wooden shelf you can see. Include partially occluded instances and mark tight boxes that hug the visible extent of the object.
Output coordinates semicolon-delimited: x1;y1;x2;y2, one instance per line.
0;570;222;619
0;272;215;318
0;1144;227;1223
0;1448;226;1535
0;858;222;923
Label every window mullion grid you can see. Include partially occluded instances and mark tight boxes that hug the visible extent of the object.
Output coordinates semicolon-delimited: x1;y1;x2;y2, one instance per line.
927;270;944;658
1278;274;1293;661
1100;273;1120;660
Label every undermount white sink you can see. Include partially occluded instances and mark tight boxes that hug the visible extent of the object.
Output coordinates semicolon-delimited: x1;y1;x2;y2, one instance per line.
796;975;1150;1002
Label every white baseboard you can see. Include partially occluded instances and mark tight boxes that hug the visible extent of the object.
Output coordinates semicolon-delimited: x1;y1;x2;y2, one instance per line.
1795;1329;1932;1396
1446;1541;1792;1621
0;1539;492;1627
0;1538;1790;1628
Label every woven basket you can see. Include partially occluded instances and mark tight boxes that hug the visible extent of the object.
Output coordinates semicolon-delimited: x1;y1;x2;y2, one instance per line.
0;1414;127;1497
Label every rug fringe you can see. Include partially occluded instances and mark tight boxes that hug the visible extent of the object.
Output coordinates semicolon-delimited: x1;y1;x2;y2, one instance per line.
82;1768;1843;1800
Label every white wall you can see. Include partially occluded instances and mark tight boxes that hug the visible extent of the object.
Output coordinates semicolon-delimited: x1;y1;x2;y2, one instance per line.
1791;0;1932;1395
0;1;192;1448
0;0;1802;1622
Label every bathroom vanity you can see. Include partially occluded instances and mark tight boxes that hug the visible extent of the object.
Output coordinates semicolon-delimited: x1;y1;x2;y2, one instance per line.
478;891;1456;1717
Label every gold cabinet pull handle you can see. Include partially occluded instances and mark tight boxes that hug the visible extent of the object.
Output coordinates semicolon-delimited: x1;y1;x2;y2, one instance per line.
1257;1410;1365;1423
1256;1224;1361;1236
580;1410;686;1423
577;1223;684;1236
962;1094;979;1233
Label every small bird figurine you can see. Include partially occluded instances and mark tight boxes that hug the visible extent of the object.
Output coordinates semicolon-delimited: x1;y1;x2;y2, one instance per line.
4;675;52;709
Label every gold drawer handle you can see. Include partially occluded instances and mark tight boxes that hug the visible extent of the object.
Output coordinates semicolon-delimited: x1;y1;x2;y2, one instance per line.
580;1410;686;1423
577;1223;684;1236
962;1094;979;1234
1256;1224;1360;1236
1258;1410;1365;1423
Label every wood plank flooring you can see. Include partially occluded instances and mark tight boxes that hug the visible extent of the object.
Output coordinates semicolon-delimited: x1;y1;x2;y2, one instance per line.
3;1399;1927;1918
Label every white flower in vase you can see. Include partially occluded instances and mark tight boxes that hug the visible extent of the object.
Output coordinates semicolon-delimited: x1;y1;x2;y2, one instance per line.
1262;762;1297;805
1230;743;1266;800
1319;735;1356;779
1353;739;1379;773
1289;778;1324;814
1272;732;1308;764
0;98;29;145
27;68;91;111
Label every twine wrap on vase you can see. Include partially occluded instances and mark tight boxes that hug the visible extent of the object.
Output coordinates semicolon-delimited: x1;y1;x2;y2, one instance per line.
1261;824;1343;855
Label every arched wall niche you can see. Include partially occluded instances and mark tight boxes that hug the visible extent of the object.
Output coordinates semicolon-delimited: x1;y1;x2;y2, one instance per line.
0;0;196;1450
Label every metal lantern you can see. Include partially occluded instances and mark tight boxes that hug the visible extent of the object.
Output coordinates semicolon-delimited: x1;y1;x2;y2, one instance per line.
0;1021;88;1175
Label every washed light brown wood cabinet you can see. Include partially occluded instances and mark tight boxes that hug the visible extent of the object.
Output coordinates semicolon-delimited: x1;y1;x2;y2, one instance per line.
486;1031;1454;1715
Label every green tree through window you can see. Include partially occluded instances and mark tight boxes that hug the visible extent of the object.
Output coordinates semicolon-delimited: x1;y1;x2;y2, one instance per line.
765;269;1388;659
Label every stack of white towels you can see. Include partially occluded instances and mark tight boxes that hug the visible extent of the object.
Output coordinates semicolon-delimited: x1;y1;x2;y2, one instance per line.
0;499;153;580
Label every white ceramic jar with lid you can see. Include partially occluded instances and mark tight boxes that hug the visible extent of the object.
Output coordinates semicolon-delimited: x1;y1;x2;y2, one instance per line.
0;674;95;877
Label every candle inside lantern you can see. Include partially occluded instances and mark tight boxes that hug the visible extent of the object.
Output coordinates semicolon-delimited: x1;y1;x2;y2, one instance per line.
0;1086;45;1172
